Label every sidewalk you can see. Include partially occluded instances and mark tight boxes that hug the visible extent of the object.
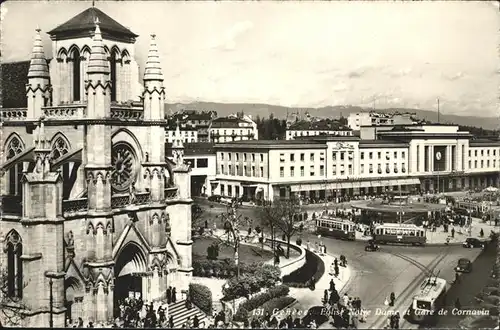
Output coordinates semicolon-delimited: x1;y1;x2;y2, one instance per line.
354;217;498;245
286;251;352;320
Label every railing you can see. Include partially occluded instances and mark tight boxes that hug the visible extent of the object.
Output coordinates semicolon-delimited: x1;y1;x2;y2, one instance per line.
62;198;88;213
164;187;178;199
111;191;151;209
1;195;22;215
0;108;27;121
43;105;86;119
110;106;144;120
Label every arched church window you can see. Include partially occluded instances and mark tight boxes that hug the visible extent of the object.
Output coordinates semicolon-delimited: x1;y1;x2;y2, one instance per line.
109;50;119;102
6;136;24;196
72;49;81;101
51;137;71;199
5;230;23;298
51;137;69;160
111;142;137;193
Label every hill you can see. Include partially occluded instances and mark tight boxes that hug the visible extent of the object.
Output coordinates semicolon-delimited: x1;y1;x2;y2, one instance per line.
165;102;499;130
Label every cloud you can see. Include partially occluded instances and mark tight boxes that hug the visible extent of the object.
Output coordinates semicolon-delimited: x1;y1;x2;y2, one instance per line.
0;5;8;21
209;20;254;51
442;71;464;81
389;67;413;78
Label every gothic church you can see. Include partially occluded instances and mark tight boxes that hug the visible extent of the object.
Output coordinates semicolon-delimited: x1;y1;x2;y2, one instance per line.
0;7;193;327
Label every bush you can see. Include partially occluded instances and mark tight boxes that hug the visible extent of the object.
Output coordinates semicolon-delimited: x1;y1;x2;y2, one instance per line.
233;285;290;321
296;238;302;246
189;283;212;314
282;250;325;287
207;242;220;260
257;296;296;319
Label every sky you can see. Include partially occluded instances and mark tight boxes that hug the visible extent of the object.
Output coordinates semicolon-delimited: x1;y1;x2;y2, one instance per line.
1;1;499;117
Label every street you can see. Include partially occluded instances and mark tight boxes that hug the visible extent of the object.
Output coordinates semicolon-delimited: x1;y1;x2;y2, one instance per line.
299;233;483;329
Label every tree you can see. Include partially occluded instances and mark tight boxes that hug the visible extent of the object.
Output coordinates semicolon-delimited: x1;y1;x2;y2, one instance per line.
213;199;252;279
0;267;28;327
263;197;302;258
191;203;204;228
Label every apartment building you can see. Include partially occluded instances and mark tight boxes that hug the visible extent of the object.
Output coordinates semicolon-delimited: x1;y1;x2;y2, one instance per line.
209;114;259;143
211;124;500;201
348;111;419;130
286;119;353;140
165;110;215;143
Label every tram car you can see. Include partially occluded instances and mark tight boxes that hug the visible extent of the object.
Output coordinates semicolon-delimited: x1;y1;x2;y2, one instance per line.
372;223;426;246
315;217;356;240
405;277;447;325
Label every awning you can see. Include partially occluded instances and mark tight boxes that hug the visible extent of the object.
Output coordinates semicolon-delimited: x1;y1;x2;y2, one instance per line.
242;184;259;188
397;178;421;186
1;147;35;172
51;148;82;170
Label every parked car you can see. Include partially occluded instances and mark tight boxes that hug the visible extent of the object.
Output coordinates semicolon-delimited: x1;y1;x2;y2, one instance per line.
207;195;221;202
455;258;472;273
462;237;486;249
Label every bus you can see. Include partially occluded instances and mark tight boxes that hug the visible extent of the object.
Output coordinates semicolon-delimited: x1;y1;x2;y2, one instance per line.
315;217;356;240
405;277;447;325
373;223;426;246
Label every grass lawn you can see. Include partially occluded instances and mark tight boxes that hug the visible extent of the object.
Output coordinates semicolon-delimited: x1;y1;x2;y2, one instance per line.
193;237;274;264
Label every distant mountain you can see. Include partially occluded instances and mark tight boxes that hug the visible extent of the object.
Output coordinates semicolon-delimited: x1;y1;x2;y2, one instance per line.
165;102;500;130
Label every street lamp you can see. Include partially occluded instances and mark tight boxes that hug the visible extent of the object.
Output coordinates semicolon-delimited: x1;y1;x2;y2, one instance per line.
435;151;442;195
49;278;54;328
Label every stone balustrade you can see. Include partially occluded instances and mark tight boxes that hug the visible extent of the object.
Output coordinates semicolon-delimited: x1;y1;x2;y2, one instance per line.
164;187;178;199
62;198;89;213
43;105;86;119
110;106;144;120
0;108;28;121
111;191;151;209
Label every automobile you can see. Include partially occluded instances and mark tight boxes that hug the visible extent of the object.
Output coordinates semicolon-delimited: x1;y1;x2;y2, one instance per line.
455;258;472;273
365;240;380;252
462;237;486;249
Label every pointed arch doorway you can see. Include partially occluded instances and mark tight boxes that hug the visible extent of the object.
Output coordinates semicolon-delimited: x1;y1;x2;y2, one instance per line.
114;242;148;316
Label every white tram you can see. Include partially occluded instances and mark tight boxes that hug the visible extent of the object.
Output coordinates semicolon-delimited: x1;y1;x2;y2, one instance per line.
315;217;356;240
373;223;426;246
406;277;447;325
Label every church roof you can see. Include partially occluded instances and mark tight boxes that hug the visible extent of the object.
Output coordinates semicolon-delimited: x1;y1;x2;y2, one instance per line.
48;7;138;39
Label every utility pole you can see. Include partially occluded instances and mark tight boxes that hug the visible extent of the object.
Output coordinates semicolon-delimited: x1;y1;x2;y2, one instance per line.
437;98;440;124
49;278;54;328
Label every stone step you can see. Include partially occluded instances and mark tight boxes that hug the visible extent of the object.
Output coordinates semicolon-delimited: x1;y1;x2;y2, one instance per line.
161;299;209;328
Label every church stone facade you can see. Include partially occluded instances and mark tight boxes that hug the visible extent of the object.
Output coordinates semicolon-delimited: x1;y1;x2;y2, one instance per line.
0;7;193;327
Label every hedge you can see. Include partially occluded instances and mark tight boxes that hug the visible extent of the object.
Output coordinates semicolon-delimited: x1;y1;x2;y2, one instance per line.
282;250;325;287
193;259;280;281
233;285;290;322
257;296;296;319
188;283;212;315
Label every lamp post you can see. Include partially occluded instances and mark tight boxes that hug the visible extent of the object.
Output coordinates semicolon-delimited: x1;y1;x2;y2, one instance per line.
49;278;54;328
436;151;442;195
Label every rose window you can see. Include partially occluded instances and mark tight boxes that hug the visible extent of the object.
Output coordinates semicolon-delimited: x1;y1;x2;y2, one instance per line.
111;142;137;192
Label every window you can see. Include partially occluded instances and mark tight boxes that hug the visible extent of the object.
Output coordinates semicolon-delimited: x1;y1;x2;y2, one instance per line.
310;165;315;176
320;165;324;176
221;165;225;174
260;154;264;162
361;152;364;160
402;163;406;173
236;153;239;161
320;153;325;161
402;151;405;158
474;160;478;168
377;152;381;159
72;48;81;101
109;50;118;102
236;165;240;175
228;164;232;175
487;150;490;157
481;150;484;157
487;160;490;167
332;152;337;161
244;165;247;175
348;164;353;175
394;151;397;158
340;152;345;161
475;150;478;157
221;153;224;160
394;163;398;173
310;153;315;161
228;153;231;161
280;153;285;162
369;152;373;160
252;166;256;176
197;158;208;168
260;166;264;177
228;185;232;197
280;167;284;177
494;150;497;156
290;166;295;177
468;150;471;157
244;153;247;161
5;230;23;299
481;160;484;168
290;154;295;162
378;164;382;174
369;164;373;174
235;186;240;197
494;160;497;168
6;136;24;196
300;153;305;161
468;160;472;169
300;166;305;176
361;164;365;174
252;154;255;162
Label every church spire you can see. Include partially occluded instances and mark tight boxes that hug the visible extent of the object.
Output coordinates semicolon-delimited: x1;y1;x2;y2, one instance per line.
28;27;50;79
143;34;164;82
87;18;109;75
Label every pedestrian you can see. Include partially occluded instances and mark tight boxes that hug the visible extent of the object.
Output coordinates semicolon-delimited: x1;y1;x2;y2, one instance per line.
390;292;395;306
480;228;484;237
330;262;335;276
334;257;338;268
205;219;208;229
323;289;329;304
329;278;335;291
172;287;177;303
334;264;339;277
394;312;400;329
306;240;311;250
451;227;455;238
166;286;172;304
343;293;349;307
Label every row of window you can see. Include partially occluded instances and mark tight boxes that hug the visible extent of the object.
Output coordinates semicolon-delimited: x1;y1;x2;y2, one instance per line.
287;130;353;137
166;131;196;136
468;159;497;169
359;163;407;175
280;152;325;163
183;158;208;168
219;164;265;177
212;129;253;135
360;151;406;161
167;138;196;143
279;165;325;177
469;149;498;157
220;184;240;197
220;153;264;162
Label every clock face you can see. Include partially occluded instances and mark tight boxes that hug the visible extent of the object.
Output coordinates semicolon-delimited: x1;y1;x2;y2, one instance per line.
435;151;442;161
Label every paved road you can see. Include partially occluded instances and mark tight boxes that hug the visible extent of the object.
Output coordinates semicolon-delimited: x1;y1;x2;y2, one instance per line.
298;233;483;329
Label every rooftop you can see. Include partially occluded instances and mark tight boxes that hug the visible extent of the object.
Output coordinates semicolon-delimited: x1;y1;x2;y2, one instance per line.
289;119;351;131
215;139;326;150
48;7;138;40
165;142;216;157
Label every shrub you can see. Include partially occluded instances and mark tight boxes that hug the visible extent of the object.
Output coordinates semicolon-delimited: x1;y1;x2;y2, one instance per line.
296;238;302;246
207;242;220;260
282;250;325;287
189;283;212;314
233;285;290;321
254;264;281;287
257;296;296;319
255;226;262;234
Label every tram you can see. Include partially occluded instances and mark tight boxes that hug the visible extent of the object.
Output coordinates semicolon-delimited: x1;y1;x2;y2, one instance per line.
315;217;356;240
372;223;426;246
405;277;447;325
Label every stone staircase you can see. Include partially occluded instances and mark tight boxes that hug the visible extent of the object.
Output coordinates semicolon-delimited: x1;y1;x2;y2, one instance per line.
162;300;209;328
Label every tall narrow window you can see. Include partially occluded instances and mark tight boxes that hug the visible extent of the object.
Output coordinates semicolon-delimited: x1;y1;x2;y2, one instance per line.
109;52;117;102
6;136;24;196
5;230;23;298
51;137;71;199
72;49;81;101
